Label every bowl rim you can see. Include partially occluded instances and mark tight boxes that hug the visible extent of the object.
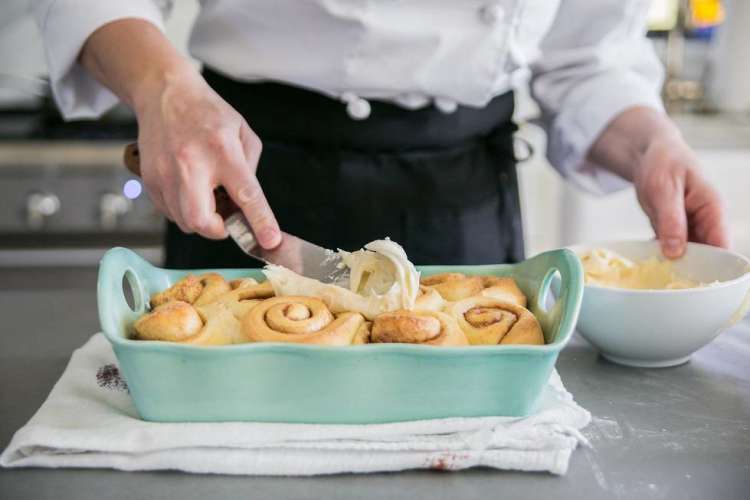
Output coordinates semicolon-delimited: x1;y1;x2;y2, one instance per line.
567;239;750;295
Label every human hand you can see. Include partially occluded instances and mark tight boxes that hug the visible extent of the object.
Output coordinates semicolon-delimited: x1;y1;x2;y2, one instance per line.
132;68;281;248
632;133;730;258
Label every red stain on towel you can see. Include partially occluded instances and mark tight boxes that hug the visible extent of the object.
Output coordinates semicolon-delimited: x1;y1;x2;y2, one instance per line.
96;364;129;392
429;453;469;471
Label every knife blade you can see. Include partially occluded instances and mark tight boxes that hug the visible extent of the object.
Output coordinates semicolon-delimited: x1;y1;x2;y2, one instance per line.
123;143;349;283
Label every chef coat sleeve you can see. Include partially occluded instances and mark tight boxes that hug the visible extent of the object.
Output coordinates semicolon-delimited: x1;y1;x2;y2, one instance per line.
530;0;665;195
30;0;171;120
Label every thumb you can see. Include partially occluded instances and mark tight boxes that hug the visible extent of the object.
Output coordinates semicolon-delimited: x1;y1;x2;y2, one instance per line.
648;177;688;259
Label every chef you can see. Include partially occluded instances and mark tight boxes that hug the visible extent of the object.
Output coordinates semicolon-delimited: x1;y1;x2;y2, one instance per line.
32;0;730;267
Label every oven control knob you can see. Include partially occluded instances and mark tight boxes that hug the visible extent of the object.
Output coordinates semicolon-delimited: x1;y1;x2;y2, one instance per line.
26;192;60;229
99;192;132;230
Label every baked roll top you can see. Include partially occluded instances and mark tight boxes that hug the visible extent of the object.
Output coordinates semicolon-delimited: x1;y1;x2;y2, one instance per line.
421;273;526;306
241;296;367;345
370;310;469;346
446;297;543;346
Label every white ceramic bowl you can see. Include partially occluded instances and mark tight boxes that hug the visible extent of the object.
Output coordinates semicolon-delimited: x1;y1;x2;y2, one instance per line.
566;240;750;368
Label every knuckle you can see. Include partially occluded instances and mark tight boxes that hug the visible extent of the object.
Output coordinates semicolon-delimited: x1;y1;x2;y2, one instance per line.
253;214;276;234
206;129;232;156
180;196;208;231
247;133;262;154
657;211;682;230
174;161;196;186
173;144;195;166
188;216;210;234
235;182;263;207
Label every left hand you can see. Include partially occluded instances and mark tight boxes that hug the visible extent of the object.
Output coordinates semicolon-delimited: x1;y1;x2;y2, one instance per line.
632;133;731;258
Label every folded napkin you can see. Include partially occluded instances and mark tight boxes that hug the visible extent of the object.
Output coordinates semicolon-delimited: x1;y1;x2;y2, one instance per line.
1;334;590;476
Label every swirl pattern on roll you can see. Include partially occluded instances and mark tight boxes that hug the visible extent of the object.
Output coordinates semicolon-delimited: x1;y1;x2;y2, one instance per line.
446;296;544;345
242;296;366;345
136;273;275;345
370;310;469;346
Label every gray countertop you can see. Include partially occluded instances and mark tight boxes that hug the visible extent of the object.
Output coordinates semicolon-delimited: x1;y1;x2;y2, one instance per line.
1;268;748;500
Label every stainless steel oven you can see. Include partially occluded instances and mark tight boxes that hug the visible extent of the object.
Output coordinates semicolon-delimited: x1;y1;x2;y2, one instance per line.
0;141;164;267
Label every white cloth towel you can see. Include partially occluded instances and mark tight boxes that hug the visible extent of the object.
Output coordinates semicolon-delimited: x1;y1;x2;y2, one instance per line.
1;334;590;476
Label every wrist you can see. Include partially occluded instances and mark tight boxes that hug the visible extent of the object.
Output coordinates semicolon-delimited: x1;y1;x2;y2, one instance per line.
591;106;685;182
131;60;202;117
634;128;689;175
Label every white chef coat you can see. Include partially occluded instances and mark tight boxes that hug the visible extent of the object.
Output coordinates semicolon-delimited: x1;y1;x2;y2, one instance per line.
31;0;664;194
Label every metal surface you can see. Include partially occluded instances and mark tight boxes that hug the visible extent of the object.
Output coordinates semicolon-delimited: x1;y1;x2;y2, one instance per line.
0;141;163;264
235;222;347;283
0;267;748;499
0;164;160;235
226;212;346;281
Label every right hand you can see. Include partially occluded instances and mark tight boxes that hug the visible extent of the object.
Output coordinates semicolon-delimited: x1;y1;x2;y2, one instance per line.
132;67;281;248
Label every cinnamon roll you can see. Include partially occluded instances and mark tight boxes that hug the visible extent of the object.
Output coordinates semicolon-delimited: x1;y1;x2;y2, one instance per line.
149;274;203;308
446;297;544;346
229;278;275;298
414;285;447;311
133;300;242;345
207;278;275;319
421;272;527;306
229;278;256;290
478;276;527;307
353;321;372;345
208;287;264;320
241;296;366;345
134;301;203;341
420;273;483;301
187;303;243;345
370;310;469;346
194;273;232;306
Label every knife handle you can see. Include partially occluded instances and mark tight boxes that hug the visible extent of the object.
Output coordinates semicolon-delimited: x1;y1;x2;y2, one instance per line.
123;142;237;219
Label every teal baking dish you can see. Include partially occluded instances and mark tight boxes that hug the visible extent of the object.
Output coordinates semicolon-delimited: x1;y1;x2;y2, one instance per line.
97;247;583;424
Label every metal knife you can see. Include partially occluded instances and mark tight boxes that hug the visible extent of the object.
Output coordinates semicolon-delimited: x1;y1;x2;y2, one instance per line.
123;143;348;283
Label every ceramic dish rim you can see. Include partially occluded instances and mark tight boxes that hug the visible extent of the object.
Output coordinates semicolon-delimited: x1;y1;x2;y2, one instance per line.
99;249;582;356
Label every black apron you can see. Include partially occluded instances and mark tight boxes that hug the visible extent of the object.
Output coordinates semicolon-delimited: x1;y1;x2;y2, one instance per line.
164;68;524;268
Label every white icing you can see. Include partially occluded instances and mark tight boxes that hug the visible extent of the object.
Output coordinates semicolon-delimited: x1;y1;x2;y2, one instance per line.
262;239;420;319
580;247;702;290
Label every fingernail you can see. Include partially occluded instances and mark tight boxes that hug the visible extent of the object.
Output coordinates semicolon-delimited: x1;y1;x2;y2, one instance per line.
662;238;683;257
664;237;682;249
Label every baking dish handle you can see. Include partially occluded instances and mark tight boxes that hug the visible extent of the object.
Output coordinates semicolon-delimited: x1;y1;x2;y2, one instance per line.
97;247;155;344
516;248;584;345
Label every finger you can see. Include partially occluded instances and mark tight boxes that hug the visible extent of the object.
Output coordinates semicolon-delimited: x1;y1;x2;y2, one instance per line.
140;158;176;225
162;181;189;232
143;182;169;219
239;123;262;173
226;174;281;249
221;126;281;249
162;155;192;233
685;175;731;248
648;173;688;259
178;170;227;240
